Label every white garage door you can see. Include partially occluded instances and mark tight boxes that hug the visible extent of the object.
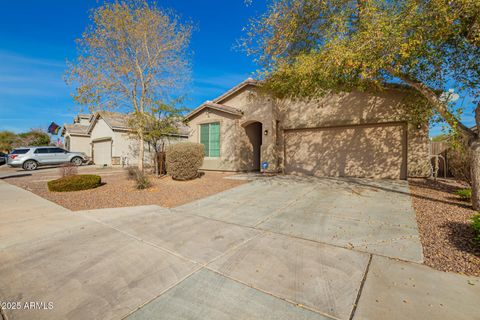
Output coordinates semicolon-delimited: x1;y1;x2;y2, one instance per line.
93;140;112;166
284;123;407;179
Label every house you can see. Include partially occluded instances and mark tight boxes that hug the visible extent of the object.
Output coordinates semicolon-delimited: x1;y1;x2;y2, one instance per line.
62;111;189;166
185;78;430;179
62;114;92;157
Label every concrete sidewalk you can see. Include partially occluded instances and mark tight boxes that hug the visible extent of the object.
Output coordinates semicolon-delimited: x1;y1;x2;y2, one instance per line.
0;179;478;320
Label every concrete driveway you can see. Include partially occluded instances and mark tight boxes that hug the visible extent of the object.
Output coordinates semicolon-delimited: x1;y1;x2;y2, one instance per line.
0;176;478;320
175;175;423;262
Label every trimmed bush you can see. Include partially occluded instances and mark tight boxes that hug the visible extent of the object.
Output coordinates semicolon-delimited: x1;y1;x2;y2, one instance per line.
48;174;102;192
455;188;472;201
166;142;204;180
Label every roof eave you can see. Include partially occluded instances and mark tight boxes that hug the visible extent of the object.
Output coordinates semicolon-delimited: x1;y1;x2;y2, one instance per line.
212;78;259;104
185;104;242;121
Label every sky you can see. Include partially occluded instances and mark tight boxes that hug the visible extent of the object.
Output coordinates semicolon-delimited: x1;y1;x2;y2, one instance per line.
0;0;267;134
0;0;476;136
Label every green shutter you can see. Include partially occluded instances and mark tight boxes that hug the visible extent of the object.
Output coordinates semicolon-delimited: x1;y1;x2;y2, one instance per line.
209;123;220;157
200;124;210;156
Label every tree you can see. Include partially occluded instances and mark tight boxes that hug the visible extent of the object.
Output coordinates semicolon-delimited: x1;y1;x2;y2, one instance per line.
128;101;186;176
244;0;480;208
0;129;50;152
0;131;17;152
66;0;192;171
16;130;51;147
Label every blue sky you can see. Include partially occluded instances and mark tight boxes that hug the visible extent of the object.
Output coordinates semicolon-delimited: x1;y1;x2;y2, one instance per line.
0;0;266;134
0;0;475;136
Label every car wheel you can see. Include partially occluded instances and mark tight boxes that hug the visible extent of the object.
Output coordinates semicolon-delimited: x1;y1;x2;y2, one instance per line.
71;157;83;166
23;160;38;171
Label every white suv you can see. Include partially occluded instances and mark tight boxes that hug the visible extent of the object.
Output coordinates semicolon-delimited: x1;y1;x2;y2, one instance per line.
7;146;88;171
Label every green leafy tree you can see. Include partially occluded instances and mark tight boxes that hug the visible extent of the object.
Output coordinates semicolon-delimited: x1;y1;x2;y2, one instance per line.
66;0;192;171
244;0;480;208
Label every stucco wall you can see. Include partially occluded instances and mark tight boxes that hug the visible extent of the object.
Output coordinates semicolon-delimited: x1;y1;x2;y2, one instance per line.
78;118;90;126
113;131;187;167
187;85;430;177
113;131;138;162
220;87;279;172
276;90;430;177
90;118;114;140
187;109;239;171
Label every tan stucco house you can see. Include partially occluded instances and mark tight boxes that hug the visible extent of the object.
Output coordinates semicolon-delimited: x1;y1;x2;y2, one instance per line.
62;111;188;166
185;78;430;179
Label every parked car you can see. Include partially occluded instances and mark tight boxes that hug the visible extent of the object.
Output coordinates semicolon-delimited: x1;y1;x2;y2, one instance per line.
7;146;88;171
0;152;7;166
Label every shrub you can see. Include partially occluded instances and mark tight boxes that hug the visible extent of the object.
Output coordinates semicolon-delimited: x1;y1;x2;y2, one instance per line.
125;166;152;189
455;188;472;201
58;162;78;178
448;145;472;186
471;213;480;244
48;174;101;192
126;166;139;180
135;174;151;189
166;142;204;180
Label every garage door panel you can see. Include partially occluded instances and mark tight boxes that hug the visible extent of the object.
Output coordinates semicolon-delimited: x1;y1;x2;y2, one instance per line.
93;141;112;166
284;124;406;179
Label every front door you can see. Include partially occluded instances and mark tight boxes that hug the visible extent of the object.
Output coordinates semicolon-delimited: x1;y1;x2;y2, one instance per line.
245;122;262;171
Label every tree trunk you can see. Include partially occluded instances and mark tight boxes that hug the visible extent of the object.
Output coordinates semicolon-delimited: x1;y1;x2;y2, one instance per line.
470;139;480;210
138;131;145;172
386;68;480;208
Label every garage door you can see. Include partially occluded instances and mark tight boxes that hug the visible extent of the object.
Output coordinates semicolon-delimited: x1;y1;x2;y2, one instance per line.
284;123;407;179
93;140;112;166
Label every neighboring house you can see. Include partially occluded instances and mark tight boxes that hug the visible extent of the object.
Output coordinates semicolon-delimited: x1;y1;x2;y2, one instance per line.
62;111;189;166
62;114;92;157
185;78;430;179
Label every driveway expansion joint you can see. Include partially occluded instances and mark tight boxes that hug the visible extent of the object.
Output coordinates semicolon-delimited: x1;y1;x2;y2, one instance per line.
349;254;373;320
120;266;204;320
204;266;341;320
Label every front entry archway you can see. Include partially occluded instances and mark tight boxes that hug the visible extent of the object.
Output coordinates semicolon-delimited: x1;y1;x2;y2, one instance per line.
244;121;263;171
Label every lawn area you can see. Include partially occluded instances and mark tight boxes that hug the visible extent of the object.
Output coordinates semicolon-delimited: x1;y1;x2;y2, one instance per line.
409;178;480;277
4;166;247;211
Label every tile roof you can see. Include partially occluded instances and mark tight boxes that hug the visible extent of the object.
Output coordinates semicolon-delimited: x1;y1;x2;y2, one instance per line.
63;123;90;136
98;111;130;130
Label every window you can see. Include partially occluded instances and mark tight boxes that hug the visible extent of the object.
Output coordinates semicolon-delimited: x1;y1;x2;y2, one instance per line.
200;122;220;157
49;148;66;153
34;148;50;154
11;149;29;154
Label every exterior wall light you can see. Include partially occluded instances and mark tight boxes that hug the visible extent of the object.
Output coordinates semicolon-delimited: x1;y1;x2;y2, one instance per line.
264;129;268;135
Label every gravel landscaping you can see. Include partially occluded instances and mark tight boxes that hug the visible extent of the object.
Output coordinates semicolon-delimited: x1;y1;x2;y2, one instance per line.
4;167;247;211
409;178;480;277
